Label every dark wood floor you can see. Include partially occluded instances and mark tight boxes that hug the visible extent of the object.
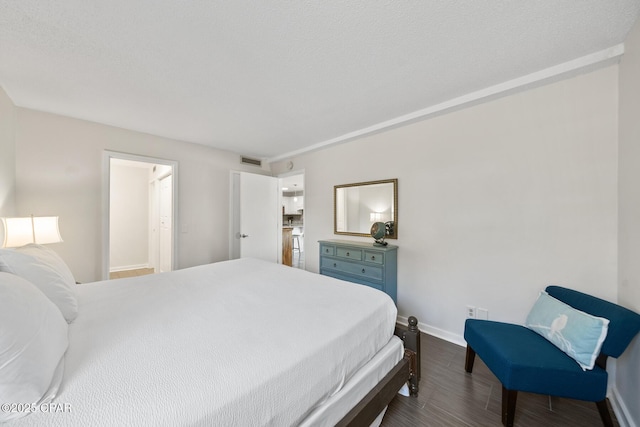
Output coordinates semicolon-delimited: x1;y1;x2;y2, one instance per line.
381;333;618;427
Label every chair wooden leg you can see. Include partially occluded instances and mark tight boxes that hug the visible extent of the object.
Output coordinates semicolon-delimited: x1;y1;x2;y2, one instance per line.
464;346;476;373
595;399;614;427
502;386;517;427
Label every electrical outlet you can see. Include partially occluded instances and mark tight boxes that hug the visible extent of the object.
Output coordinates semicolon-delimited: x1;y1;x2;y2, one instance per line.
476;308;489;320
466;305;476;318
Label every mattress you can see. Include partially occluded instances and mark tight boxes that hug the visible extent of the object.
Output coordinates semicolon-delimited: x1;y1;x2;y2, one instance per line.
10;258;402;426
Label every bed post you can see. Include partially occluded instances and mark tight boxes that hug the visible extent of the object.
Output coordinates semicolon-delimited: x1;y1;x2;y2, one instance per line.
337;315;421;426
395;316;421;396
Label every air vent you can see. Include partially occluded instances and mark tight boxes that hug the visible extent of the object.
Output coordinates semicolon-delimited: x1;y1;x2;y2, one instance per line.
241;156;262;167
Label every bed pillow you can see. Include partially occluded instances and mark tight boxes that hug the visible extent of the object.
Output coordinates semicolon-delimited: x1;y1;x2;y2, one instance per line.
525;291;609;370
0;244;78;322
0;272;69;422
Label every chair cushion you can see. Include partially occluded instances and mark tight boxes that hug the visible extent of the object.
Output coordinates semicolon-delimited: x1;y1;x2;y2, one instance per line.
464;319;608;402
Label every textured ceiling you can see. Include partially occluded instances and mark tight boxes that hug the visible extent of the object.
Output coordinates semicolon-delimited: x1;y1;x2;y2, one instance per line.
1;1;639;161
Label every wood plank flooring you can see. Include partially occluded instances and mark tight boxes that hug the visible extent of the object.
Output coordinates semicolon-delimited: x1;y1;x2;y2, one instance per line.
381;333;618;427
109;267;155;279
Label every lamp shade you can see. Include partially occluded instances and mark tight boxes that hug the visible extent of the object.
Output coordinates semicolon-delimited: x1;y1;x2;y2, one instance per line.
370;212;383;222
1;216;63;248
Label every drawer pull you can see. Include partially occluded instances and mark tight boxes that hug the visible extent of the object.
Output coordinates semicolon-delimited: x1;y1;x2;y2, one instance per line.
371;255;376;260
362;268;365;273
333;263;337;268
325;248;329;253
346;252;350;256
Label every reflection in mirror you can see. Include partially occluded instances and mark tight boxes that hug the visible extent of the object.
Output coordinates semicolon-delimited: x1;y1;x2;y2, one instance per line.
334;179;398;239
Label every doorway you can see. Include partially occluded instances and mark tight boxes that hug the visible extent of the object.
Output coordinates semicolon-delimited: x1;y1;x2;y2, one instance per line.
102;151;178;280
279;172;305;269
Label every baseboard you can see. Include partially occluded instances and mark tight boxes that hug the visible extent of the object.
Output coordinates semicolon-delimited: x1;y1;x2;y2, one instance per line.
109;263;150;273
609;386;637;427
396;315;466;347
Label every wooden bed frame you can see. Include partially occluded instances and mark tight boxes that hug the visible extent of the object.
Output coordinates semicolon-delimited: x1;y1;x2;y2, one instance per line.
336;316;421;426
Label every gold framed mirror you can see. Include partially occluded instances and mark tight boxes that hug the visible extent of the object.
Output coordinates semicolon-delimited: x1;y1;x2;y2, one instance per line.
334;179;398;239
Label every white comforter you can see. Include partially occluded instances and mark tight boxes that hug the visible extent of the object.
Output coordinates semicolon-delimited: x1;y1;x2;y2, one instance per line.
11;258;398;426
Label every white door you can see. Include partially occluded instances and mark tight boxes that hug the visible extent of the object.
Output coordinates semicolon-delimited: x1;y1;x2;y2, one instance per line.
230;172;278;262
149;180;159;271
159;174;173;272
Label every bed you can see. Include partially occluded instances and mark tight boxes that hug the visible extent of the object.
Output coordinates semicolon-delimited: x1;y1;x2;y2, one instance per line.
0;245;419;426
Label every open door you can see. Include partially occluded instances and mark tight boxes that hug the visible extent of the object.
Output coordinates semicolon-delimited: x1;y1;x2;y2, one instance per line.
229;171;278;262
158;174;173;273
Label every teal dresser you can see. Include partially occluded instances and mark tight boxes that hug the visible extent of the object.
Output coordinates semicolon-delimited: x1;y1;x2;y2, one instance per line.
318;239;398;304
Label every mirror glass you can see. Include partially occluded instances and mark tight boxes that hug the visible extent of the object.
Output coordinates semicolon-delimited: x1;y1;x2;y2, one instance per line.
334;179;398;239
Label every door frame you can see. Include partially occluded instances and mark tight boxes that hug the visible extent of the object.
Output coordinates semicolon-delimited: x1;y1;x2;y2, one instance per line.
102;150;179;280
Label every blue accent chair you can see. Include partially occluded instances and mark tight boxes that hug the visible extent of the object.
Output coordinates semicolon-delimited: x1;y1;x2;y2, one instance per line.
464;286;640;427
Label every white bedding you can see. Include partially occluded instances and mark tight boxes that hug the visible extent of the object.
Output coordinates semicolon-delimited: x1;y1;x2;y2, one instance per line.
9;258;400;426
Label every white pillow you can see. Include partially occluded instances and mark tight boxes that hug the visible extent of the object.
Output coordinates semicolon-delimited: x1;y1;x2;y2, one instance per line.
0;244;78;322
0;272;69;422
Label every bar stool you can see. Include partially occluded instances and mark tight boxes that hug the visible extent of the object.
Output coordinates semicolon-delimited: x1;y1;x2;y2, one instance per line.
292;230;302;252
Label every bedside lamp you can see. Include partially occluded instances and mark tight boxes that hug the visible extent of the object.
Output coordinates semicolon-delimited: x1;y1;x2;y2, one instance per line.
1;215;63;248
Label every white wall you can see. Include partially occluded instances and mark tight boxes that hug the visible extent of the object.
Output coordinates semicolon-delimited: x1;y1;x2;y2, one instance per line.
617;16;640;426
0;86;16;220
13;107;269;282
272;65;619;345
109;163;150;271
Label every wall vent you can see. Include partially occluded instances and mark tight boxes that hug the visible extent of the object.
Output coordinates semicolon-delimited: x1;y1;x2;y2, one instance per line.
241;156;262;167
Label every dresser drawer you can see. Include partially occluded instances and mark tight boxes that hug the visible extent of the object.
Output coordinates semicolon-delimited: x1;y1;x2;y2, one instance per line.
320;244;335;256
321;270;384;292
318;240;398;304
336;247;362;261
364;251;384;264
321;258;383;282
